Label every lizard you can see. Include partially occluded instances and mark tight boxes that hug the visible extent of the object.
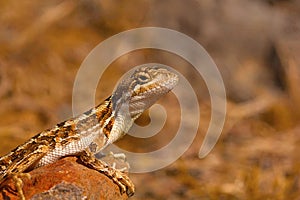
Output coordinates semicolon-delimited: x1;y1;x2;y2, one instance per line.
0;65;178;199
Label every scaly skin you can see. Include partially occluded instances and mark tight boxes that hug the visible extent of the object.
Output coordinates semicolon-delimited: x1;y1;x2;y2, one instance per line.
0;65;178;199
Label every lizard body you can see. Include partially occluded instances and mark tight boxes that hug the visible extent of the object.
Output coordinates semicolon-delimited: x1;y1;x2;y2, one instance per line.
0;65;178;199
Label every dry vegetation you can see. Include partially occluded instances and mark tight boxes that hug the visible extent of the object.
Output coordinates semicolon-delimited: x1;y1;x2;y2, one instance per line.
0;0;300;199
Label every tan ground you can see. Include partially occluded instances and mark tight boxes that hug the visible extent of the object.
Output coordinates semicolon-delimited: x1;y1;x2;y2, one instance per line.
1;0;300;199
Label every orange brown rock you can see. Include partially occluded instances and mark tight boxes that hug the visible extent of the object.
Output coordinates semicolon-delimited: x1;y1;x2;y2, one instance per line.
0;157;129;200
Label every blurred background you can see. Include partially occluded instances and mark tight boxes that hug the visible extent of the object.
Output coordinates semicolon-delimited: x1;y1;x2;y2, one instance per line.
0;0;300;199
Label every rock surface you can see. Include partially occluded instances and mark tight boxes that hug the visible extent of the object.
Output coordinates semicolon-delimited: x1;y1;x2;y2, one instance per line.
0;157;129;200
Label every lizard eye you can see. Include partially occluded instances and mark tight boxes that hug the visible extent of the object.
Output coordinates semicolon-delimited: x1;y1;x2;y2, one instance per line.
137;73;150;83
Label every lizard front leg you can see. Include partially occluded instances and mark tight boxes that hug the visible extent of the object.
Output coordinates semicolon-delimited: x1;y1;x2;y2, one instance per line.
78;150;135;196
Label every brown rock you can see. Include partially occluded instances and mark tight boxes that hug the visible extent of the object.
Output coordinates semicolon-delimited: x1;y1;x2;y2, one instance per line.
0;157;130;200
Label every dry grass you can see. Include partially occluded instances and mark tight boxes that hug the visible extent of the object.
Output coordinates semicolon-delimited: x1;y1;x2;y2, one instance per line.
0;0;300;199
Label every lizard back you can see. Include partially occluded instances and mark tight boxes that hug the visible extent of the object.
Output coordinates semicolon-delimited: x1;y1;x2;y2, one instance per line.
0;64;179;185
0;96;113;183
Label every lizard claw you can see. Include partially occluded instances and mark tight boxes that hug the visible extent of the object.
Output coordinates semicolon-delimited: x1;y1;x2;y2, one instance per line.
98;151;130;172
79;150;135;196
11;173;31;200
111;169;135;196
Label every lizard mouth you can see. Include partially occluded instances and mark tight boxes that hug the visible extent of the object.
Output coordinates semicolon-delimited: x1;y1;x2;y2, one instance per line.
111;65;179;120
162;72;179;90
128;68;178;119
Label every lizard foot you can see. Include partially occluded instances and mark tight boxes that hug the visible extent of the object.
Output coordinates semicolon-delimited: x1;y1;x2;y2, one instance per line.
99;152;129;172
11;173;31;200
79;150;135;196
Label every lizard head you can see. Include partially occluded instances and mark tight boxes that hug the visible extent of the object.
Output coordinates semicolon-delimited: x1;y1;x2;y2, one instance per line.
112;65;179;120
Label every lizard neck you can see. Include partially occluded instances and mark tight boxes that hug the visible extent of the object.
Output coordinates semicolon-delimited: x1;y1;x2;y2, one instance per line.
107;96;134;144
89;96;133;153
